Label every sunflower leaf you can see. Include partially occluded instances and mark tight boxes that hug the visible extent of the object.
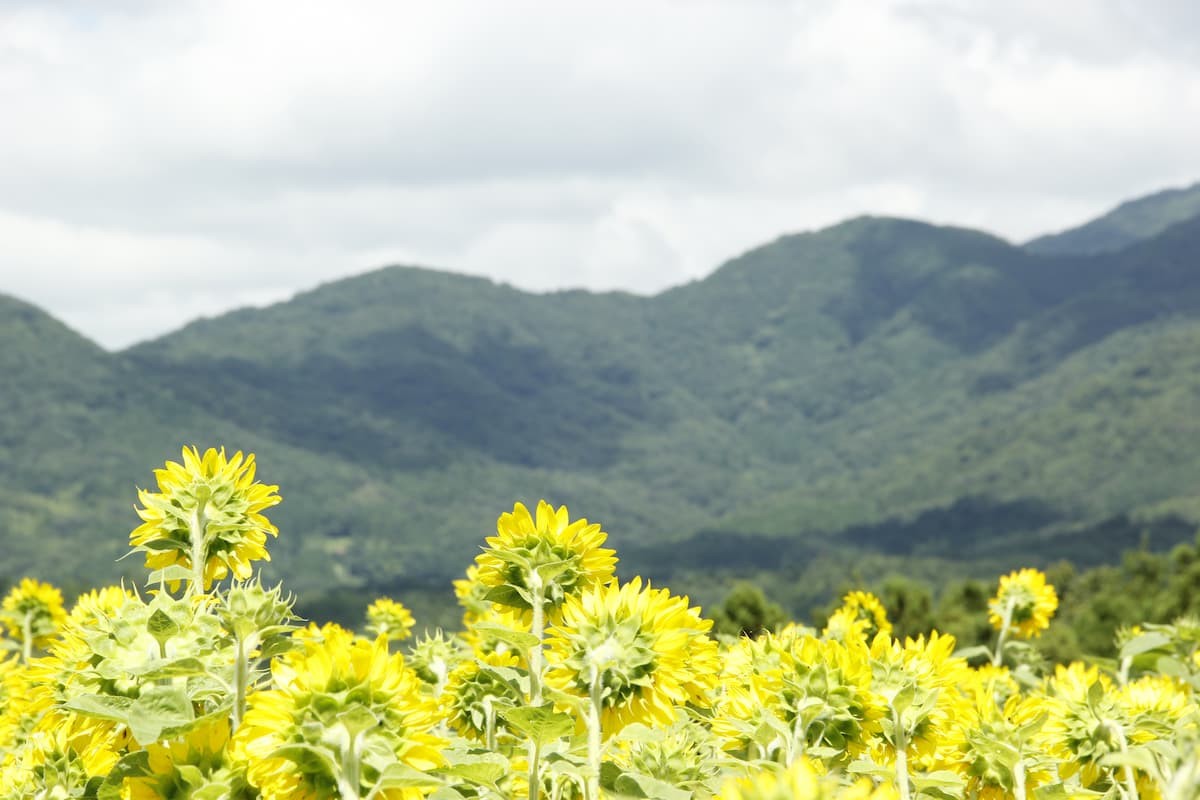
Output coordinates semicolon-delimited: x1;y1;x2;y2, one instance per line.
470;622;540;651
500;703;575;745
1119;632;1172;659
128;685;195;744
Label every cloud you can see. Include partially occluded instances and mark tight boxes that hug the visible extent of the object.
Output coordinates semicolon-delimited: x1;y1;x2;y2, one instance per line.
1;0;1199;347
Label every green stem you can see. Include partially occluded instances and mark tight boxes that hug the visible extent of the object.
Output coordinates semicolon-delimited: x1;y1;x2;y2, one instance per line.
21;613;32;665
789;702;810;764
1106;720;1140;800
484;696;497;752
893;705;911;800
1014;757;1027;800
527;741;542;800
232;634;248;732
527;575;547;800
529;576;545;706
338;729;364;800
1118;655;1133;687
992;598;1015;667
188;505;209;596
587;667;604;800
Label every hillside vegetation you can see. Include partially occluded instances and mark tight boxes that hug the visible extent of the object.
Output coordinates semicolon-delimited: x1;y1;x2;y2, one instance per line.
3;182;1200;623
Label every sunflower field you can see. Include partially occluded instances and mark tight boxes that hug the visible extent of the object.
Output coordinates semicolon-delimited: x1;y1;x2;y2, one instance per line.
1;448;1198;799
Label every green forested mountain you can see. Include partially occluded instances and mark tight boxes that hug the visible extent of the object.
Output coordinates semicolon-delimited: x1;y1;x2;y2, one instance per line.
4;184;1200;625
1026;181;1200;255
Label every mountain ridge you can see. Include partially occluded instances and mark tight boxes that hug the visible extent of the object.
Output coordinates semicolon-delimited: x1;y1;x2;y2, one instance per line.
3;182;1200;624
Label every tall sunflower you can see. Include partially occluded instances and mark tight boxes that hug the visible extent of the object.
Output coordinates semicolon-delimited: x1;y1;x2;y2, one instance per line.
474;501;616;614
713;633;884;767
544;577;719;735
365;597;416;643
824;591;892;644
869;631;970;772
234;626;445;800
122;719;243;800
130;446;281;591
1;578;66;658
988;569;1057;640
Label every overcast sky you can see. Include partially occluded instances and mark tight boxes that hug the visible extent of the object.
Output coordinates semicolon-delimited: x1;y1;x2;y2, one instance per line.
2;0;1199;348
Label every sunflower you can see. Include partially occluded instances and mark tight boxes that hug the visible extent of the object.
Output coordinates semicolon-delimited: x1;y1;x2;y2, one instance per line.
444;649;524;743
0;655;32;751
544;577;719;735
988;569;1057;640
715;757;898;800
234;626;445;800
0;712;123;799
824;591;892;643
1;578;67;656
122;718;242;800
474;501;616;613
869;630;970;771
34;590;232;749
453;565;491;629
130;446;281;591
713;633;883;767
952;671;1053;800
459;603;530;662
65;585;135;631
407;629;466;688
1118;674;1194;744
1036;662;1123;788
366;597;416;643
611;710;723;794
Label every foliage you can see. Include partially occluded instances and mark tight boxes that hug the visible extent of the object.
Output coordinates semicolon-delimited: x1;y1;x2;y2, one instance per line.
4;455;1200;799
3;186;1200;626
711;583;787;640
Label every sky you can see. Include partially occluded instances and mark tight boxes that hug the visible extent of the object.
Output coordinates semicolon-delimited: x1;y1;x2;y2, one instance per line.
2;0;1199;349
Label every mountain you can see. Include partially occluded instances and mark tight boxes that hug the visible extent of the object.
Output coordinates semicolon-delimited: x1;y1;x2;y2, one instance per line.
1025;181;1200;255
3;183;1200;624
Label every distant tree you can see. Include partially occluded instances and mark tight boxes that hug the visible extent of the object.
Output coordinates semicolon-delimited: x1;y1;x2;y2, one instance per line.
880;576;934;640
712;582;788;639
932;579;992;650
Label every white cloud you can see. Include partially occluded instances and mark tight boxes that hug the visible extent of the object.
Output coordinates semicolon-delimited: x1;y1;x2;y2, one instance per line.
0;0;1198;347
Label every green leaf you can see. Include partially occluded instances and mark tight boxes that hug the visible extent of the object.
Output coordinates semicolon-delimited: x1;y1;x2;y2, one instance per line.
913;769;966;790
97;751;151;800
63;693;135;724
500;703;576;745
146;564;195;584
373;762;443;789
484;584;533;609
1099;747;1161;775
440;751;509;787
176;764;205;786
336;706;381;738
146;608;181;645
1119;632;1172;659
130;656;209;680
952;645;992;662
534;559;575;582
613;771;693;800
428;788;468;800
469;622;540;651
846;758;894;782
128;685;195;744
1034;783;1104;799
613;723;662;744
890;684;917;715
267;743;340;778
1155;655;1187;678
